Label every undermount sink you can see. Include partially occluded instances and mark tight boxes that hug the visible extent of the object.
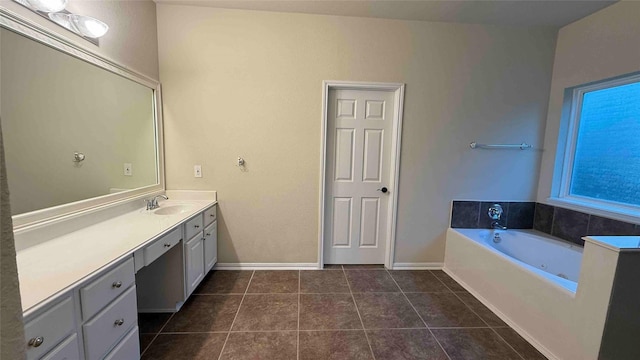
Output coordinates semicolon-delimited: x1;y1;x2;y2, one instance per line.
153;205;191;215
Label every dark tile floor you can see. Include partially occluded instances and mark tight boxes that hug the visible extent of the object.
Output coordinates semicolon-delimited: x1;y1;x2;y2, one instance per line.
139;266;547;360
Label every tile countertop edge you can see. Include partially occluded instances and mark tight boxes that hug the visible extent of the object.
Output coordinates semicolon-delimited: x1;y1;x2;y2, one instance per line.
18;197;217;316
583;236;640;253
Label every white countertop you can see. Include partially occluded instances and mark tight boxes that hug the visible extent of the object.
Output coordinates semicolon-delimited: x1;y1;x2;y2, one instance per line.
16;196;216;313
584;236;640;252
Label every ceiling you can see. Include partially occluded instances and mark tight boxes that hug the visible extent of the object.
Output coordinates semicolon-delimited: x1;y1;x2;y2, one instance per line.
155;0;617;27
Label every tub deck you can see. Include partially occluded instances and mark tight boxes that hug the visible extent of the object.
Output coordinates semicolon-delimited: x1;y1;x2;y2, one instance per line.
445;228;617;360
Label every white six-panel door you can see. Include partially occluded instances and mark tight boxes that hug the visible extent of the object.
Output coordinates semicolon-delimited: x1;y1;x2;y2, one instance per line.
324;89;395;264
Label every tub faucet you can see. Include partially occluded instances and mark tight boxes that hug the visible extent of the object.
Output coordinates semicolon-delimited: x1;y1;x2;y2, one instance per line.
145;194;169;210
491;221;507;230
488;204;507;230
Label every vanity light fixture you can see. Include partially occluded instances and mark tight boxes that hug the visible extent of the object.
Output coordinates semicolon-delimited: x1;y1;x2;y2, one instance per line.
12;0;109;43
49;12;109;38
69;14;108;38
15;0;67;13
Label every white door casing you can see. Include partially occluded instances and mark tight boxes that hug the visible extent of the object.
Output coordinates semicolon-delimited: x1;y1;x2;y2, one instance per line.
320;82;405;267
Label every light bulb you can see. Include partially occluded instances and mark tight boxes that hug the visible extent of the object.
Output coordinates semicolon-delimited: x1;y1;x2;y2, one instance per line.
48;12;73;30
25;0;67;13
69;14;109;38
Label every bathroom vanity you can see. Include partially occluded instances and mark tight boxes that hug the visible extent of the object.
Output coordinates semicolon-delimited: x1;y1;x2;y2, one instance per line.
17;192;217;360
0;6;216;360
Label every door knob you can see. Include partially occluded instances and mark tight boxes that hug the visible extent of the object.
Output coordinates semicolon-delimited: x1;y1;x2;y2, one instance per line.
377;187;388;193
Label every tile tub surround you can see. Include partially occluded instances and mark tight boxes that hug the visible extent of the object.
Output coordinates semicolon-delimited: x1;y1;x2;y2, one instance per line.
451;200;640;246
451;201;535;229
140;268;546;360
534;204;640;245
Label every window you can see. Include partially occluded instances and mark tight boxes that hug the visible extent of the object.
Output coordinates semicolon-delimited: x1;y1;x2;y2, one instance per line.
554;74;640;218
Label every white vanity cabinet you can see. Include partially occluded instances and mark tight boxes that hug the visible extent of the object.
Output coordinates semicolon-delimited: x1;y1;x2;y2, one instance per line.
204;220;218;273
40;334;80;360
24;257;138;360
185;231;205;296
20;198;217;360
184;205;217;296
24;296;77;360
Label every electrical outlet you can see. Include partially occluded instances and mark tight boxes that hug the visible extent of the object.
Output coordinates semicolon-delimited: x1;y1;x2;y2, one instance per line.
124;163;132;176
194;165;202;178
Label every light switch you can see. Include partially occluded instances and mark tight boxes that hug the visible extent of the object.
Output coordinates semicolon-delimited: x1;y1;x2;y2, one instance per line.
194;165;202;178
124;163;132;176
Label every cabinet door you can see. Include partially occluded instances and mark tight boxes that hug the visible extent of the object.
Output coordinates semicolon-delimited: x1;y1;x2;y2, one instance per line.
185;233;205;296
203;221;217;273
103;326;140;360
24;296;75;360
40;334;80;360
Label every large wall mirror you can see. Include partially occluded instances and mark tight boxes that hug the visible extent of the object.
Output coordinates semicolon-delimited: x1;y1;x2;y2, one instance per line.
0;9;164;229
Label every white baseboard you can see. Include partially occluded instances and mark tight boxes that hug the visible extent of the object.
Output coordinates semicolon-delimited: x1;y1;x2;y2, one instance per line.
443;267;559;360
391;262;443;270
214;263;320;270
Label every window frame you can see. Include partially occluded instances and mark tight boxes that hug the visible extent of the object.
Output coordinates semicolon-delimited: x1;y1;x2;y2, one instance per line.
550;73;640;222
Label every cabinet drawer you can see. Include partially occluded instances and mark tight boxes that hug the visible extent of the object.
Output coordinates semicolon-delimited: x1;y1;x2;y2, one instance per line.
185;214;204;241
204;205;217;226
41;334;80;360
144;227;181;266
80;257;135;320
24;296;75;360
104;326;140;360
83;285;137;360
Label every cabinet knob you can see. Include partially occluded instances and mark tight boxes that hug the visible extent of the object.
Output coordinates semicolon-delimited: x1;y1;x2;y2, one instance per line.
210;214;214;217
164;243;171;248
114;319;125;326
206;233;211;236
112;281;122;288
28;336;44;348
194;225;200;229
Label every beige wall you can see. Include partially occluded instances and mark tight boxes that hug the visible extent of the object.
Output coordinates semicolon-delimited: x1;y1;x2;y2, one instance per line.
537;1;640;204
1;29;157;215
157;5;557;264
0;0;159;80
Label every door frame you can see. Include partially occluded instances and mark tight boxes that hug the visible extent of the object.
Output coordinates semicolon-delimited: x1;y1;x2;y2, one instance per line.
318;81;405;269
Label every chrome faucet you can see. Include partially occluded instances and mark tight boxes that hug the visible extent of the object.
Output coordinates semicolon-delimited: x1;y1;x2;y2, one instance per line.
488;204;507;230
491;221;507;230
145;194;168;210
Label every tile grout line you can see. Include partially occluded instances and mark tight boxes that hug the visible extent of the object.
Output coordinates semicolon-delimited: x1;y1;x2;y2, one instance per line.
194;290;447;295
297;270;301;360
139;312;176;357
160;330;297;334
440;274;528;360
488;327;528;360
343;266;377;360
550;206;557;236
385;269;453;360
146;326;500;335
216;270;256;360
430;271;505;333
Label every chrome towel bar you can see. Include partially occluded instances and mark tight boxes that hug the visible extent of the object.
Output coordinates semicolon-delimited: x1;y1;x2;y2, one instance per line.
469;142;532;150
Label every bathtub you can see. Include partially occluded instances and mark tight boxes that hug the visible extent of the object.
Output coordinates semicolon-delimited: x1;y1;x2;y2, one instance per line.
445;228;618;360
454;229;583;292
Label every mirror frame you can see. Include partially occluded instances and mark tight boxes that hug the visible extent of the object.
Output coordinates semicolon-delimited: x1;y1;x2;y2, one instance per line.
0;7;165;230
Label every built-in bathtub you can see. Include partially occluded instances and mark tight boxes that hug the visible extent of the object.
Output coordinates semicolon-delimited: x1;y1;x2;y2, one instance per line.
454;229;583;292
445;228;618;360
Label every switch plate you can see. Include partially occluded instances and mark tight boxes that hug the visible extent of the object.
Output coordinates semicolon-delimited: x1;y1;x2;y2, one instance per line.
124;163;132;176
194;165;202;178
